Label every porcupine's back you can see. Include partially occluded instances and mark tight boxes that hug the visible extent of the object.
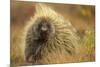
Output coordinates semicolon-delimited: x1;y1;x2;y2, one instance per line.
25;4;80;64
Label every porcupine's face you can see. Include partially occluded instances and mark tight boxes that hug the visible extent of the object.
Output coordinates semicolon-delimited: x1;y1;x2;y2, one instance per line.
35;19;53;42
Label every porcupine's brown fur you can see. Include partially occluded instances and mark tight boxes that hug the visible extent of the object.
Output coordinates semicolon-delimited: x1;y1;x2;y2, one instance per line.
24;4;80;65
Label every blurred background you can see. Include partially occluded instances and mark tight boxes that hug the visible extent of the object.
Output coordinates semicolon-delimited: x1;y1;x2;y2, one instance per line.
11;0;95;66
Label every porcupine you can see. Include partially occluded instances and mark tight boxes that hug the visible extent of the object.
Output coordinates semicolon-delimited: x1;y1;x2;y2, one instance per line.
24;4;80;65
